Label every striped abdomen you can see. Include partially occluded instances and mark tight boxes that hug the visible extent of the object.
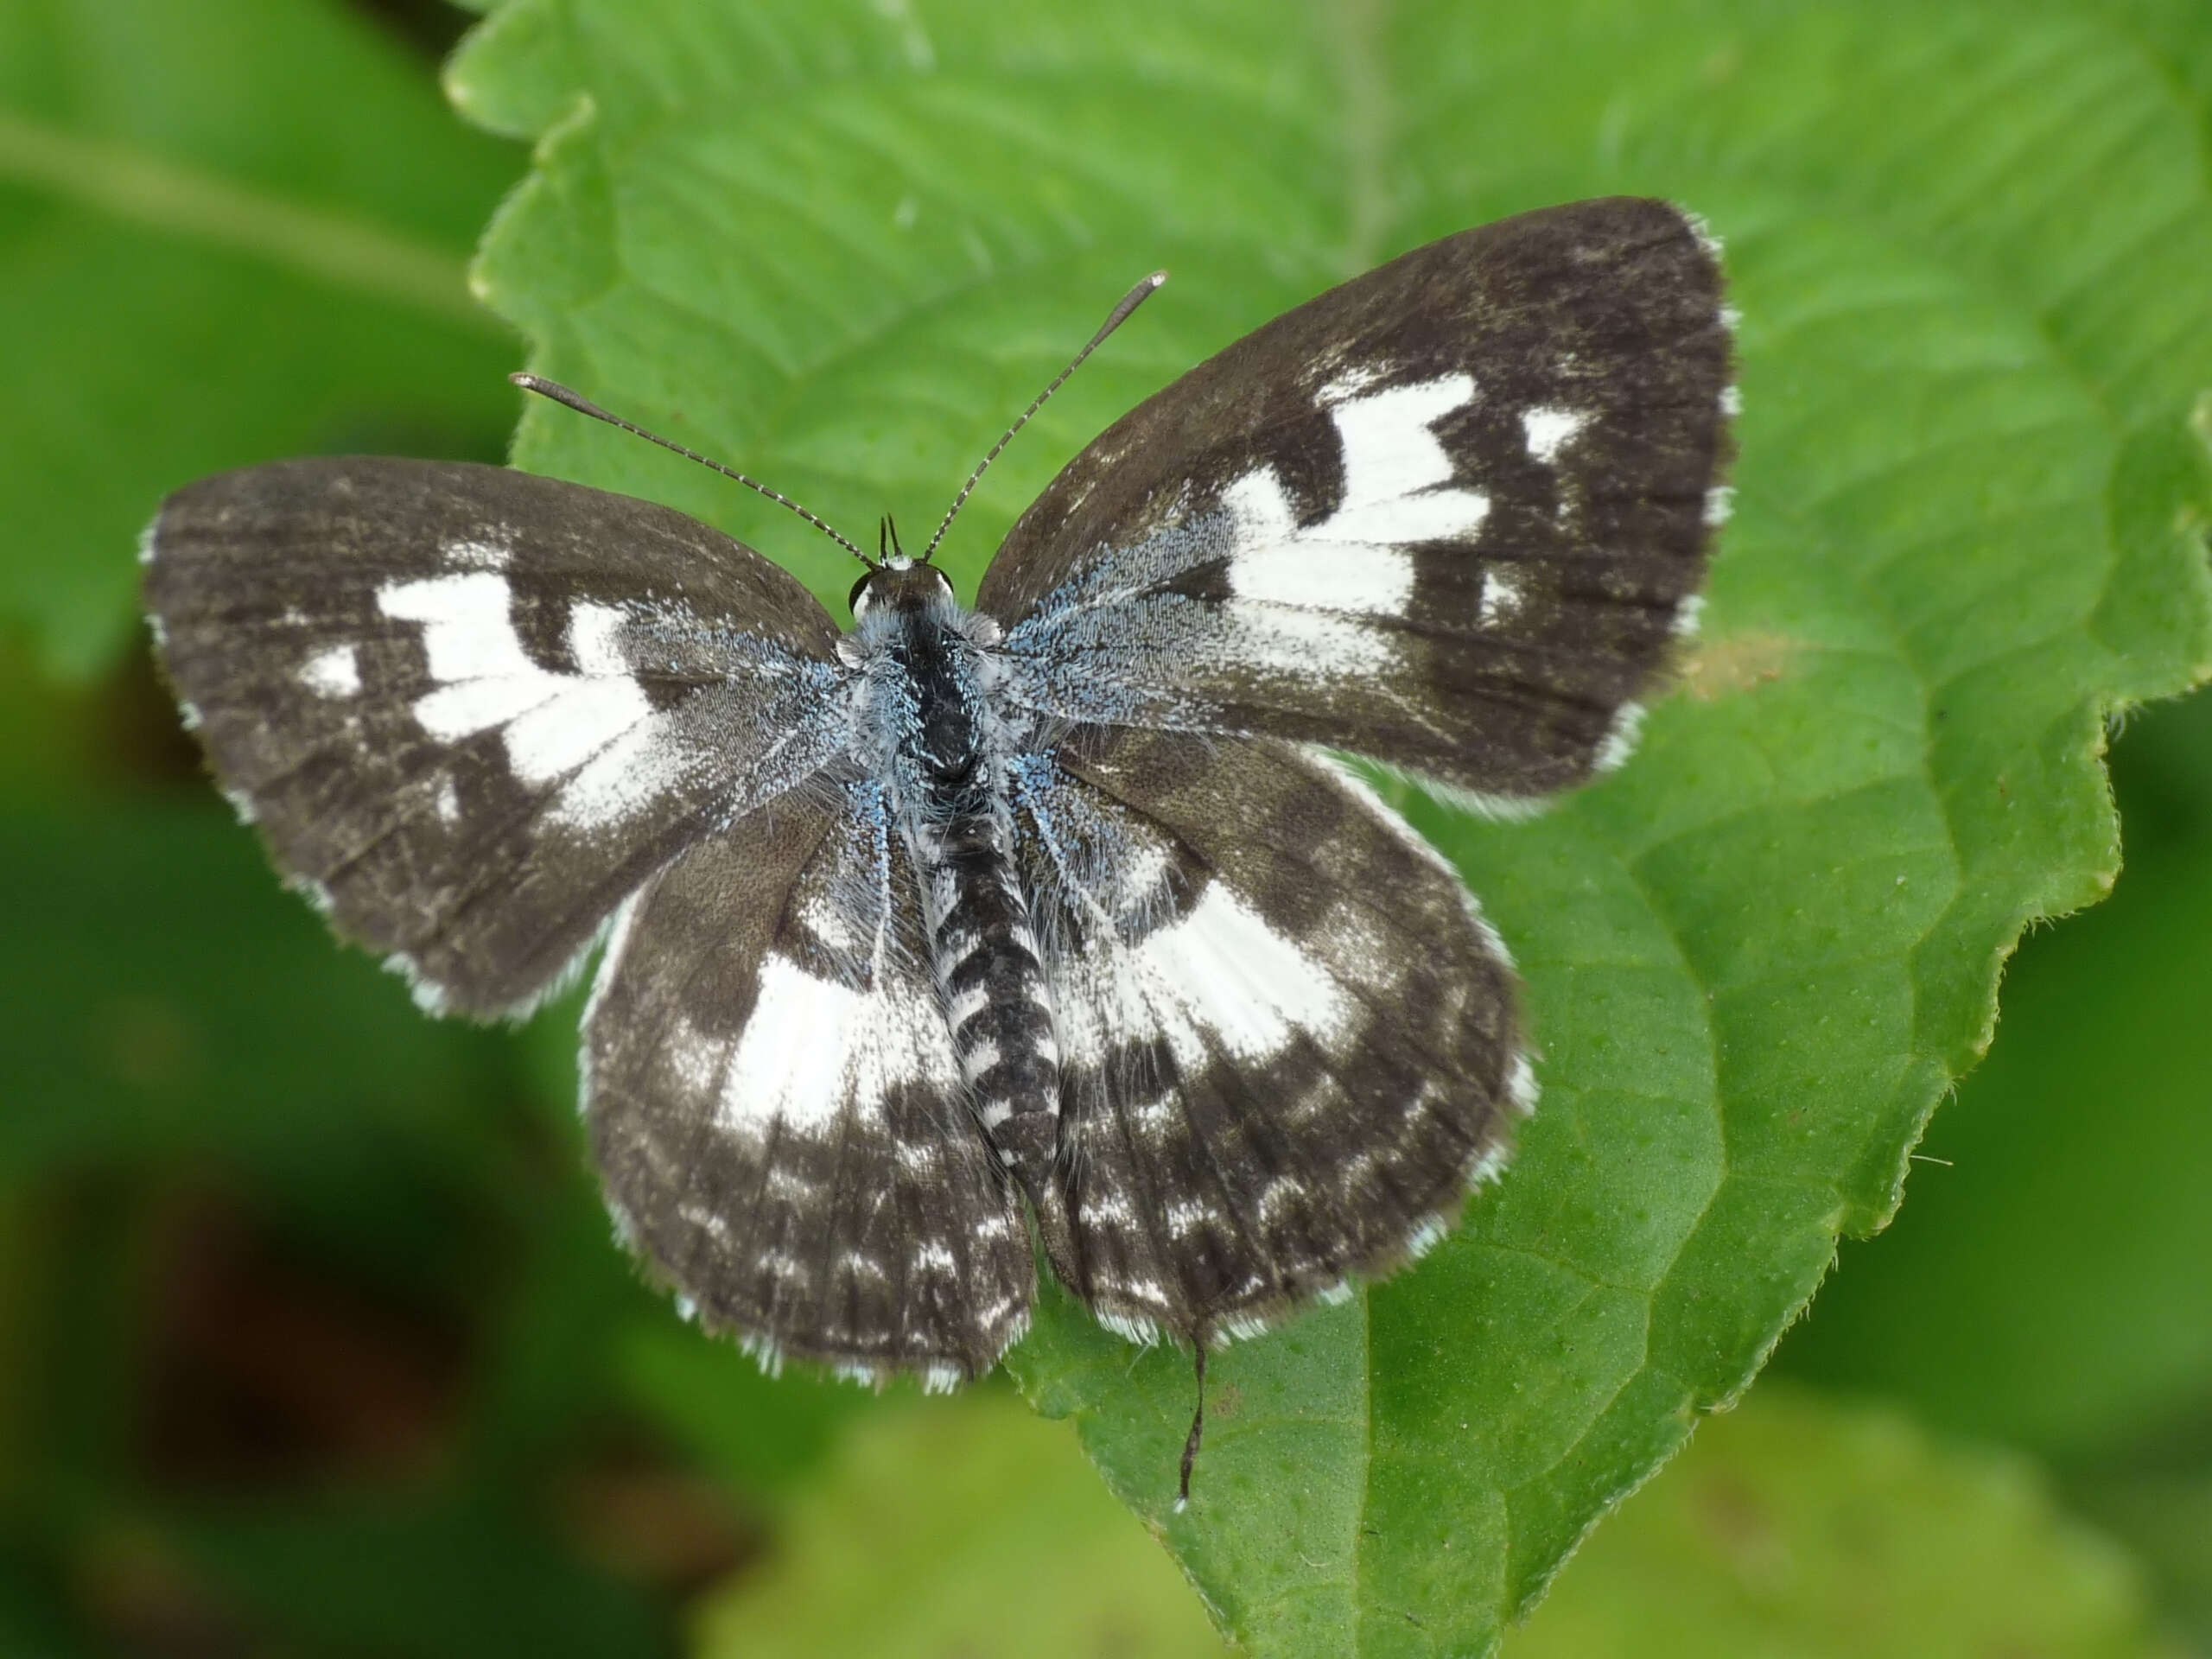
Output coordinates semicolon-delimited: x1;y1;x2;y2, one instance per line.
861;571;1061;1194
921;811;1060;1188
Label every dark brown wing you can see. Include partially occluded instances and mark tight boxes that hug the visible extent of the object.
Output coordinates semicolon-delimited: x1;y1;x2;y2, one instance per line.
587;780;1034;1382
144;458;848;1015
1010;728;1532;1344
981;198;1732;810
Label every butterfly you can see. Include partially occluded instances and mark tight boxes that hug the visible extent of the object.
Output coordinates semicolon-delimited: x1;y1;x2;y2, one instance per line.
143;197;1733;1501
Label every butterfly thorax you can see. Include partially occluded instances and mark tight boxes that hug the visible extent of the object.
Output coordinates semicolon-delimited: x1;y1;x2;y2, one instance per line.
848;563;1061;1195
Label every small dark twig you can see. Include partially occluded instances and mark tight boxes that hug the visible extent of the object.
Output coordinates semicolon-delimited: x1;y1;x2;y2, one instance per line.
1178;1341;1208;1510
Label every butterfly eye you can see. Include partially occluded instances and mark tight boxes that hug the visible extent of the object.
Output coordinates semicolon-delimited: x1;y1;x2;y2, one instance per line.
849;571;874;614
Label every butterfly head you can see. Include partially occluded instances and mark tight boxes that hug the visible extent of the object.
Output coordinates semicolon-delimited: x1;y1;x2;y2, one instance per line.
849;514;953;619
512;272;1169;627
849;560;953;622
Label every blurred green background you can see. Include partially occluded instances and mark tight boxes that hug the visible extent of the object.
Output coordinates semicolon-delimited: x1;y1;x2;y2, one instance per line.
2;0;2208;1654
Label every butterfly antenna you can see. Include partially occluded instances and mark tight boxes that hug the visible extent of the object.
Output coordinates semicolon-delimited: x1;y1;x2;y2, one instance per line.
511;373;874;569
919;270;1168;564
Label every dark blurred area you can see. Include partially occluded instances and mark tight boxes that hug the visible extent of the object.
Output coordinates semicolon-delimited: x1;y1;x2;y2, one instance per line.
352;0;476;59
2;574;775;1659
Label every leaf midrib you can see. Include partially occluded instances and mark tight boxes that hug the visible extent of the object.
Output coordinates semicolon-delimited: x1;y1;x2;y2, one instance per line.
0;108;500;334
1330;0;1394;271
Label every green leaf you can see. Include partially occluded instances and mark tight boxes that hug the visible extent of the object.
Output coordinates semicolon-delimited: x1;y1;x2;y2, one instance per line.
0;1543;89;1659
2072;1453;2212;1650
1501;1384;2165;1659
691;1389;1228;1659
0;0;521;677
0;803;513;1185
613;1315;868;1499
448;0;2212;1650
1777;689;2212;1458
165;1491;663;1659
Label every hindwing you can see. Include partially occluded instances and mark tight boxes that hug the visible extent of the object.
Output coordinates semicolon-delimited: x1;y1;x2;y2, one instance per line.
1010;727;1532;1344
586;780;1034;1381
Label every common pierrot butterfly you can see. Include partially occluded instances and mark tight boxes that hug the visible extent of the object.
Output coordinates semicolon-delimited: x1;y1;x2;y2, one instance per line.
143;198;1734;1501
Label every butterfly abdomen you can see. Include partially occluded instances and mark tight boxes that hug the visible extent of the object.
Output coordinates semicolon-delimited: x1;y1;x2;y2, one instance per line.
925;815;1059;1170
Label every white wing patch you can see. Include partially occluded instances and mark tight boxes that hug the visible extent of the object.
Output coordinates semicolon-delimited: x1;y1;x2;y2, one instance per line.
1326;376;1483;528
1057;882;1350;1072
378;574;689;832
1520;405;1589;463
1477;567;1523;626
300;643;360;698
1217;373;1489;677
1593;701;1646;772
568;601;630;674
689;955;957;1137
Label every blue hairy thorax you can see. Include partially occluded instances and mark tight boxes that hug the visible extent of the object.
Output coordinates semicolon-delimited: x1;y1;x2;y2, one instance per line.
844;559;1003;820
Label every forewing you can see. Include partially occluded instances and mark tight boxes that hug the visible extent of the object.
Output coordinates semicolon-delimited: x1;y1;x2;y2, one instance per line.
1009;728;1531;1344
143;458;849;1015
587;781;1034;1382
982;197;1732;806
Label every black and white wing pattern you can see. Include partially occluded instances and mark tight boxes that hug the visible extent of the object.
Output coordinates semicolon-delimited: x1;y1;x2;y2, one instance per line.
144;459;847;1015
984;196;1732;810
1010;728;1531;1345
979;197;1731;1344
146;459;1034;1382
586;780;1033;1382
139;194;1733;1417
